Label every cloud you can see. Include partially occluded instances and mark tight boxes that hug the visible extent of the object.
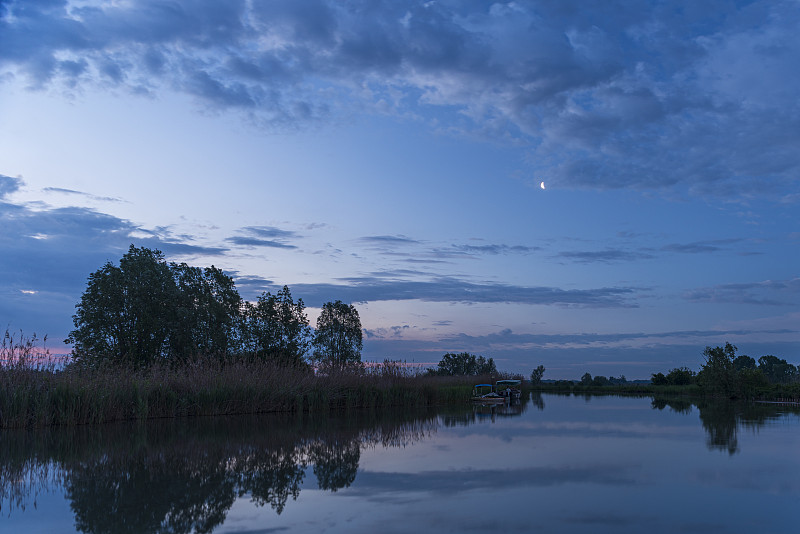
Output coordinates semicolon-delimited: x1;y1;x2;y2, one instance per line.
2;1;798;198
42;186;122;202
225;226;300;249
557;248;654;264
452;243;539;255
286;275;638;308
0;177;227;340
685;278;800;306
0;174;22;198
661;239;743;254
359;235;421;246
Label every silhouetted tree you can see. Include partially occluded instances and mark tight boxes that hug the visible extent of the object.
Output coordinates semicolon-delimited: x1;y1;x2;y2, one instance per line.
244;286;311;366
530;365;545;385
67;246;245;368
67;246;179;367
580;372;592;386
665;367;695;385
434;352;496;376
697;343;737;397
651;372;668;385
757;355;797;384
170;263;242;363
312;300;363;370
733;355;756;371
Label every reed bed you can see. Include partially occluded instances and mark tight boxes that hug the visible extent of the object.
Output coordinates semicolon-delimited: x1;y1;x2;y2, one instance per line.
0;337;484;428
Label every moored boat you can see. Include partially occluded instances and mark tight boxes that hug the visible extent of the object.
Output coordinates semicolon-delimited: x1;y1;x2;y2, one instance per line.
471;383;506;403
496;379;522;399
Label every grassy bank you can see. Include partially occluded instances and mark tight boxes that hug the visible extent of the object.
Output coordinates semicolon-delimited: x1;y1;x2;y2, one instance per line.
0;358;492;428
531;381;800;403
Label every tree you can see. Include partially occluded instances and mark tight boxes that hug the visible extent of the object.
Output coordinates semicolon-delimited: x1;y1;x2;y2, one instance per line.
592;375;609;387
170;263;242;362
67;246;247;368
651;372;668;386
244;286;311;366
68;246;178;367
733;355;756;371
530;365;545;385
312;301;363;369
697;343;737;397
434;352;496;376
757;355;797;384
580;372;593;386
665;367;695;386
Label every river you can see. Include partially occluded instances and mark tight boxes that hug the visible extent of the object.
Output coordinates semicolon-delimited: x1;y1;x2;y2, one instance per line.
1;393;798;533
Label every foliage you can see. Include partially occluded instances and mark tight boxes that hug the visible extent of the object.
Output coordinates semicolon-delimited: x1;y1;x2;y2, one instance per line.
67;246;179;367
432;352;496;376
650;372;668;386
243;286;311;366
696;343;738;397
66;246;334;368
312;300;363;370
592;375;609;387
579;372;592;386
651;368;695;386
665;367;695;385
757;355;797;384
530;365;545;385
170;263;242;363
733;355;756;371
0;356;483;428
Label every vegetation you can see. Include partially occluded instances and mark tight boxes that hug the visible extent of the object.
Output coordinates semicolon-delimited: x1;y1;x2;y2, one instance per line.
429;352;497;376
0;338;487;429
6;247;800;429
312;300;363;370
66;245;343;369
533;342;799;402
530;365;545;385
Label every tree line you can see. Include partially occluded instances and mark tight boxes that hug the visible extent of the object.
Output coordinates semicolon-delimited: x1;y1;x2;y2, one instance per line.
66;245;362;370
564;342;798;398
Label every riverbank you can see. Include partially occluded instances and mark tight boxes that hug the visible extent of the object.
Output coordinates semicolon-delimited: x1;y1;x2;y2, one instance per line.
530;382;800;403
0;359;492;428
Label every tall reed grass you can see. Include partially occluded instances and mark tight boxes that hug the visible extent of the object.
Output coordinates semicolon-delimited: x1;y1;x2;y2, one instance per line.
1;334;486;428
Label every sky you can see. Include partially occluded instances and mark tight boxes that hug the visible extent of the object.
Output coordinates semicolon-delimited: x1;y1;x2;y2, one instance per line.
1;0;798;378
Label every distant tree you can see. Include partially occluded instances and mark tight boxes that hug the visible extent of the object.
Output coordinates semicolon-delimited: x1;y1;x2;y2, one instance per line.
665;367;695;386
608;375;627;385
476;355;497;375
244;286;311;366
580;372;593;386
733;355;756;372
757;355;797;384
434;352;496;376
592;375;609;387
650;372;668;386
697;343;737;397
67;246;178;367
312;300;363;369
530;365;545;385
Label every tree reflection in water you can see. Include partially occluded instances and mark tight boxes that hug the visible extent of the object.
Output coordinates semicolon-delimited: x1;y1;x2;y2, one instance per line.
2;396;798;531
653;396;800;454
0;409;438;532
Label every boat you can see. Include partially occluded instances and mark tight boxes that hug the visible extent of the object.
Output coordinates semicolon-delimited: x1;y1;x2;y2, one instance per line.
471;383;506;403
495;379;522;400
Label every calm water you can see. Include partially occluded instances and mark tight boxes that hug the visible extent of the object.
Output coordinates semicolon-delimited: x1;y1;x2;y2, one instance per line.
1;393;798;533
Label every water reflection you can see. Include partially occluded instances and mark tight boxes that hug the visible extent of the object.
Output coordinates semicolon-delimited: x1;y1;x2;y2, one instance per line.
652;396;800;454
0;409;438;531
1;395;799;532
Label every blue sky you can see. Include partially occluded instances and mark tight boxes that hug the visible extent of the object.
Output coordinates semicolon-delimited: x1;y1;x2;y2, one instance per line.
1;0;798;378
